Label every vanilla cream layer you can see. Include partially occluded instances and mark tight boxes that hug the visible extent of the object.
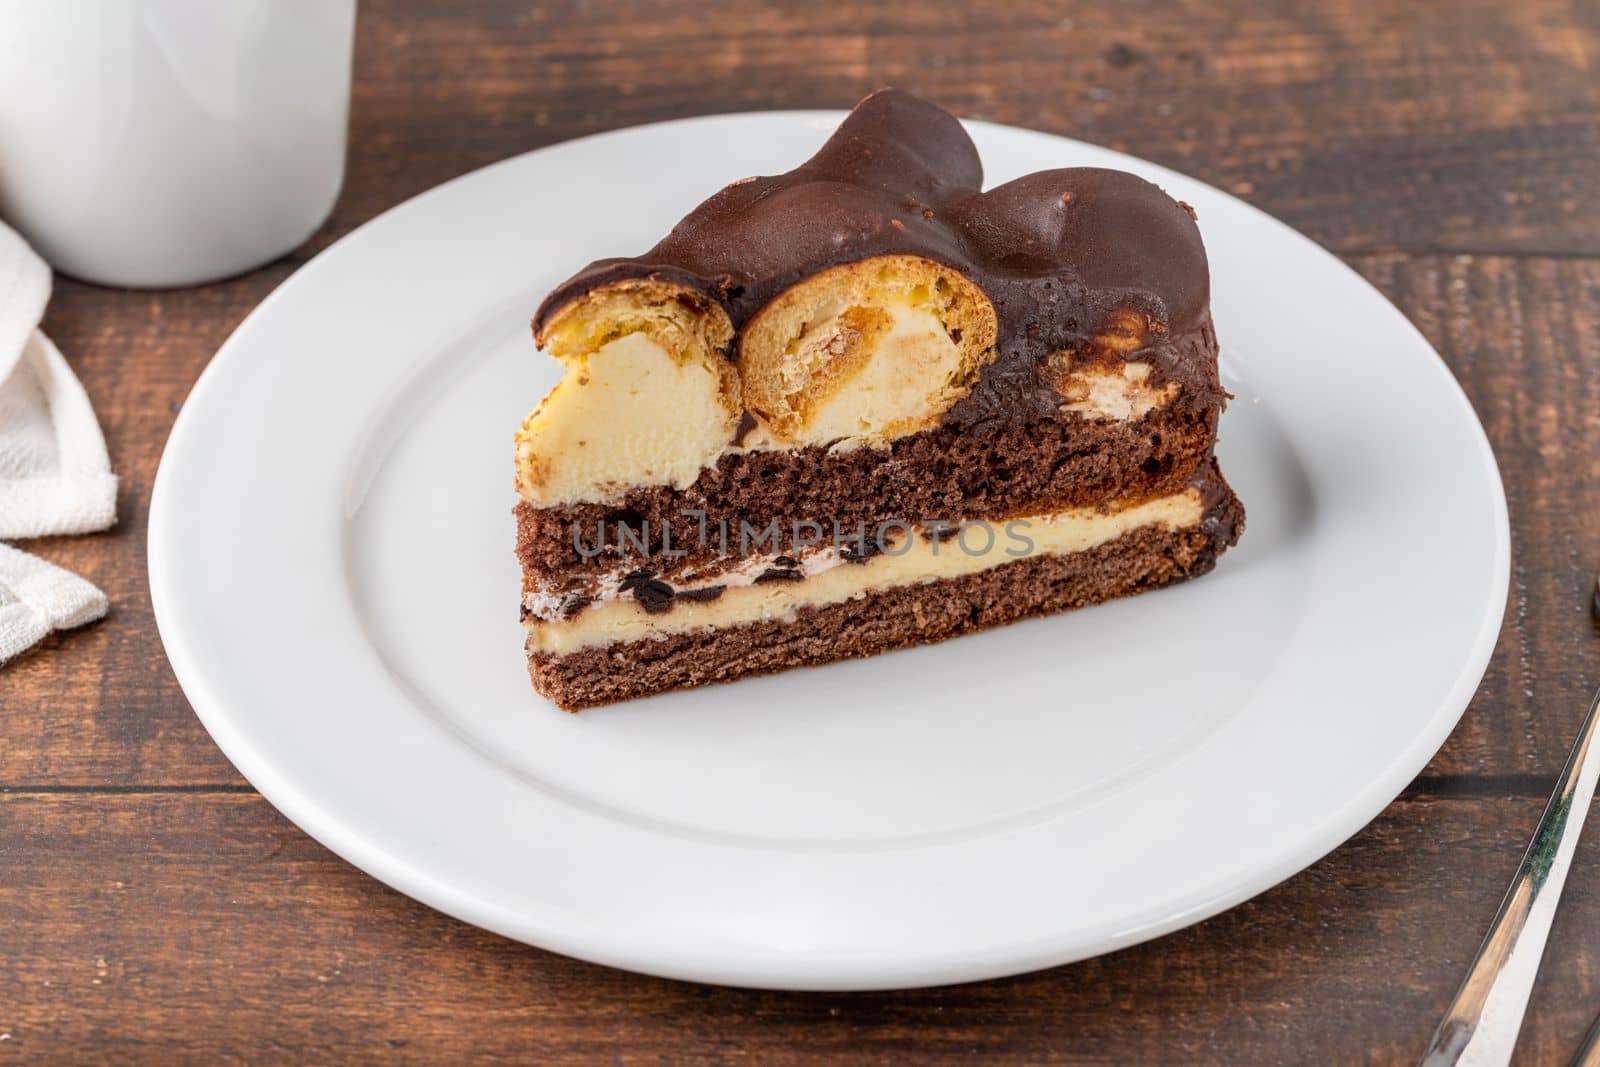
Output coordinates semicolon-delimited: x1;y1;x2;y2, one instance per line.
523;546;844;622
516;332;737;505
527;488;1203;655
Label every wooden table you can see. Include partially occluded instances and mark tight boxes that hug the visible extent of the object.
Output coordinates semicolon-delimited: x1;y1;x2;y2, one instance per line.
4;1;1599;1061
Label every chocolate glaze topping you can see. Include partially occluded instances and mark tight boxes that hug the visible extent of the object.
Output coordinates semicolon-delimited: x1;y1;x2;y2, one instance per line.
533;88;1222;431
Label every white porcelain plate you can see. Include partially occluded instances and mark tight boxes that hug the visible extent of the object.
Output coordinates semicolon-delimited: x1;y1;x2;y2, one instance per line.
149;112;1508;990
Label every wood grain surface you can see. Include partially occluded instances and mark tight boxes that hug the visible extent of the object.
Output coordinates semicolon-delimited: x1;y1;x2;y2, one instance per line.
3;0;1599;1062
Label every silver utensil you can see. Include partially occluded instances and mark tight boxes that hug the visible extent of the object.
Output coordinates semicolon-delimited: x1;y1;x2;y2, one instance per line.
1418;680;1600;1066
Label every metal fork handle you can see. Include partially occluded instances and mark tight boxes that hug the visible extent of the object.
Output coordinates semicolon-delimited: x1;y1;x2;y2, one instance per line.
1572;1011;1600;1067
1419;685;1600;1067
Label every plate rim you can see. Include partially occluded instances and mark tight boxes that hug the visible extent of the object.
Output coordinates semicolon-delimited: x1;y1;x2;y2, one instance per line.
149;108;1511;990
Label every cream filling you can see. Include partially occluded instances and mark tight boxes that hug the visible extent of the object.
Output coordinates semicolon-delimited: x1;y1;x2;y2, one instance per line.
515;332;737;505
790;303;966;444
526;488;1203;654
1057;362;1177;420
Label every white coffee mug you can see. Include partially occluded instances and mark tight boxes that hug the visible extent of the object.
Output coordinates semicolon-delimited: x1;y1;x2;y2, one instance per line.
0;0;356;288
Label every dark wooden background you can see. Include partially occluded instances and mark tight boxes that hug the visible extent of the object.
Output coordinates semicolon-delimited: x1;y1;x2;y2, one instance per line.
4;0;1599;1062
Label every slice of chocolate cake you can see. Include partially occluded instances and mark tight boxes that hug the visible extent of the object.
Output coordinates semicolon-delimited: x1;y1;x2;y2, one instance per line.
515;89;1244;710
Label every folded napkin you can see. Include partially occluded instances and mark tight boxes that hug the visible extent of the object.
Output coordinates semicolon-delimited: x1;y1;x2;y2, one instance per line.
0;219;116;665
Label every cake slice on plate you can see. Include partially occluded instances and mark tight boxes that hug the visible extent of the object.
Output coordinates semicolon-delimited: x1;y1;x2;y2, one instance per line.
514;89;1244;710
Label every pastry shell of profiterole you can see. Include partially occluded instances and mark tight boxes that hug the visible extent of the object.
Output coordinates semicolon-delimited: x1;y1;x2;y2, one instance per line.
531;87;1219;433
520;87;1223;503
737;254;999;443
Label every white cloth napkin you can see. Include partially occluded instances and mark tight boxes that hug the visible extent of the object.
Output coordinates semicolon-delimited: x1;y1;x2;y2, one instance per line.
0;219;115;664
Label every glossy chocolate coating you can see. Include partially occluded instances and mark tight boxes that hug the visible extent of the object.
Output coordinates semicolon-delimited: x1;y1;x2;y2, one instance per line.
533;89;1222;428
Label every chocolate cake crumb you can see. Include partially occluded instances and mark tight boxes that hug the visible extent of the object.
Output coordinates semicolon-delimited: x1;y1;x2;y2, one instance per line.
754;566;804;583
617;568;658;592
676;585;727;603
631;579;676;614
839;539;881;564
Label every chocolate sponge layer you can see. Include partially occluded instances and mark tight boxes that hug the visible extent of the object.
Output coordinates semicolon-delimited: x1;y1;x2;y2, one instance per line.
516;404;1219;579
526;472;1243;710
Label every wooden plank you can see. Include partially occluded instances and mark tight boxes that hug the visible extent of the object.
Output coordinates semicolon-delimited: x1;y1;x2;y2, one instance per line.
1;790;1597;1064
2;1;1599;1062
5;254;1595;784
1350;254;1600;778
336;0;1600;255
